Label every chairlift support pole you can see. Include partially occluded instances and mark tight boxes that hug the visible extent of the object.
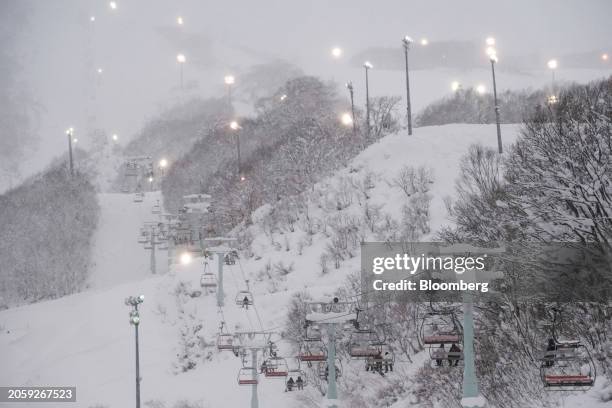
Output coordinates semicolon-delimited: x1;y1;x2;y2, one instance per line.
149;227;156;275
217;251;225;307
251;348;259;408
461;272;481;408
326;323;338;408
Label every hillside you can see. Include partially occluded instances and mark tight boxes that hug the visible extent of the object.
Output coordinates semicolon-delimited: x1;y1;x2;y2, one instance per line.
1;124;610;408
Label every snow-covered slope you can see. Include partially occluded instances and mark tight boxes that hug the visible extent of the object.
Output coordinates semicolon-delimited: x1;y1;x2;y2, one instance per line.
1;124;609;408
88;192;167;290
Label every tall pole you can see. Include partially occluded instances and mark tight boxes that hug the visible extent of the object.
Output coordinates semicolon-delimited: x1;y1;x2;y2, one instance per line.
403;38;413;136
216;252;225;307
149;227;156;274
180;64;184;90
67;130;74;176
227;83;232;110
135;309;141;408
490;59;502;154
364;65;371;140
346;81;357;140
251;348;259;408
236;132;241;178
326;323;338;408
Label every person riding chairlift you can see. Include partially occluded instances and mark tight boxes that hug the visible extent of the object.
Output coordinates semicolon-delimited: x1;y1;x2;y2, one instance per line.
296;376;304;390
436;344;445;366
449;343;461;366
242;296;250;309
544;338;556;367
286;377;294;392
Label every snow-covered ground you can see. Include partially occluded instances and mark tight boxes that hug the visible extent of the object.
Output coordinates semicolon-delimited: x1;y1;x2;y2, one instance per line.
1;124;609;407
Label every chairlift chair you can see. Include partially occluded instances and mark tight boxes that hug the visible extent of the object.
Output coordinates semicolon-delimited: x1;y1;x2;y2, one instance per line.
237;367;258;385
421;311;463;346
263;356;289;378
348;330;381;358
224;251;237;265
133;192;144;203
151;200;161;215
540;341;596;391
297;342;327;363
217;333;237;351
236;290;254;308
200;263;217;290
137;229;149;244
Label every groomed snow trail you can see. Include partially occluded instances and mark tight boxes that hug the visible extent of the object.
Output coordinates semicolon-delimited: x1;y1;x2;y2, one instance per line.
88;191;166;289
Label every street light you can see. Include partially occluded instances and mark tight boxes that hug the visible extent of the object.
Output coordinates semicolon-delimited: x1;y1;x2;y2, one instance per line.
547;59;558;99
224;75;235;109
66;128;74;176
402;36;413;136
345;81;357;141
97;67;103;74
476;84;486;94
125;295;144;408
109;1;117;10
180;252;192;265
177;16;183;25
112;134;119;142
451;81;461;92
486;42;503;154
90;16;96;22
229;121;241;178
176;54;186;89
486;37;496;46
159;158;168;178
279;94;287;101
363;61;373;140
420;38;429;46
331;47;343;59
340;112;353;126
603;53;609;61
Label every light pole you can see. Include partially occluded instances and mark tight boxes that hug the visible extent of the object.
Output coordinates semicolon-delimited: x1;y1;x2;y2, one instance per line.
402;36;413;136
224;75;235;110
363;61;373;140
345;81;357;140
486;40;503;154
125;295;144;408
547;59;558;98
158;158;168;179
229;121;241;179
66;128;75;176
176;54;186;89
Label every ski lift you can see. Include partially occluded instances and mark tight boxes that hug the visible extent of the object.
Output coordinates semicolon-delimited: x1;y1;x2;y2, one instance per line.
137;228;149;244
540;341;596;390
237;367;258;385
217;333;236;351
298;342;327;363
365;344;395;373
304;323;322;342
200;263;217;289
285;370;307;391
263;356;289;378
235;281;254;308
421;309;462;346
348;329;381;358
224;250;238;265
538;308;597;391
133;192;144;203
151;200;161;215
429;343;464;368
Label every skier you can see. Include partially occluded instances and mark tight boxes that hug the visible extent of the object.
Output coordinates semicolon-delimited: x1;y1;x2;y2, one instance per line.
449;343;461;366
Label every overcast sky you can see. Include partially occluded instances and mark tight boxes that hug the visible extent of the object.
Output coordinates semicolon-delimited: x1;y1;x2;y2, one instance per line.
5;0;612;181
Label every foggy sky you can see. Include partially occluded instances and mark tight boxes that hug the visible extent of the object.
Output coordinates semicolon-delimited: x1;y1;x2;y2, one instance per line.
5;0;612;183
